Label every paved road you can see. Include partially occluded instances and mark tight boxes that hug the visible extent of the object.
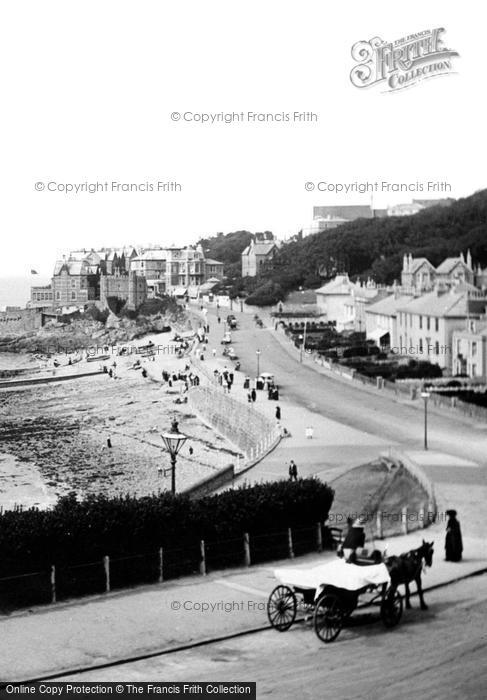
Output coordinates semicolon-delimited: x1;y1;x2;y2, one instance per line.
202;307;487;533
58;574;487;699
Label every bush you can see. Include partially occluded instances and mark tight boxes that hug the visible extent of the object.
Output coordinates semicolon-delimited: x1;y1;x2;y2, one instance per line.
136;296;180;317
245;281;284;306
0;479;334;577
82;305;109;324
395;360;442;380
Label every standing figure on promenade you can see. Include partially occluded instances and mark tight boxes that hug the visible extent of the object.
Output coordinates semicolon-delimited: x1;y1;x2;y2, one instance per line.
251;388;257;402
275;405;281;421
445;510;463;562
288;460;298;481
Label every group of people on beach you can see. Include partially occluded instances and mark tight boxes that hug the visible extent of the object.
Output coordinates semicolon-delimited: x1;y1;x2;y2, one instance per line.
161;367;200;390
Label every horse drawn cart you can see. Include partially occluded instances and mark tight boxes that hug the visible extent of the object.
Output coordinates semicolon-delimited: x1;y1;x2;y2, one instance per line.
267;558;403;643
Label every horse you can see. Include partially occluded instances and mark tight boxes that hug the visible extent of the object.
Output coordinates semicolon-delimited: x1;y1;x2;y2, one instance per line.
385;540;434;610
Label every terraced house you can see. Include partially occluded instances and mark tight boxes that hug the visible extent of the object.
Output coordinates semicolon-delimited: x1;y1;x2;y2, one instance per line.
396;286;487;371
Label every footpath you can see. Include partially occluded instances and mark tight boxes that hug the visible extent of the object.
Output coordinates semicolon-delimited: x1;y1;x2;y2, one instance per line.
1;302;487;681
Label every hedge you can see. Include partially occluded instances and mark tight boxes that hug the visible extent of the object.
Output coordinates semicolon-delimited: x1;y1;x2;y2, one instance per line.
0;478;334;577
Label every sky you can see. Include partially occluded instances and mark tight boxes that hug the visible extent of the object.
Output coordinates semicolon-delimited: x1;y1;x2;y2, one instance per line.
1;0;486;276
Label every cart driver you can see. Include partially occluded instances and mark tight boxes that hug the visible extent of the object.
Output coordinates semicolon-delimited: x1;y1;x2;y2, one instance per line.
341;516;366;563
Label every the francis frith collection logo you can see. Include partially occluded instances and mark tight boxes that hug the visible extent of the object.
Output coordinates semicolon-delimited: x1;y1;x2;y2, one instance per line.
350;28;459;92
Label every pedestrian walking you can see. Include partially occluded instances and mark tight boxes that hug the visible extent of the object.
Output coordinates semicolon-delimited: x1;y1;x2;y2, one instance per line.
251;388;257;402
275;405;281;421
247;392;252;403
288;460;298;482
107;438;112;449
445;510;463;561
217;316;221;324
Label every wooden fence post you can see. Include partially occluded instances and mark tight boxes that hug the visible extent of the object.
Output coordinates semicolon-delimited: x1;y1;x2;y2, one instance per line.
50;564;56;604
200;540;206;576
316;523;322;552
287;528;294;559
158;547;164;583
243;532;251;567
376;510;383;539
103;555;110;593
401;506;408;535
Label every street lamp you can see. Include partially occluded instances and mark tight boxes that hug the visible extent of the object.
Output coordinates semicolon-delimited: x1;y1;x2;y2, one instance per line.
421;391;430;450
256;349;261;377
299;320;308;363
161;418;187;494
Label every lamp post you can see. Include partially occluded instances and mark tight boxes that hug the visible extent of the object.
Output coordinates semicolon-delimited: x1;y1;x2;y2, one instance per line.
421;391;430;450
161;418;187;495
299;321;307;363
256;349;261;377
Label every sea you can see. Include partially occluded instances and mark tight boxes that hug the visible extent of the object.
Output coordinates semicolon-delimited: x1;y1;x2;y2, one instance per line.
0;275;51;310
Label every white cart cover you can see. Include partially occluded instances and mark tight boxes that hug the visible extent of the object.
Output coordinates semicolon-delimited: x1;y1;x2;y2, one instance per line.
274;559;390;595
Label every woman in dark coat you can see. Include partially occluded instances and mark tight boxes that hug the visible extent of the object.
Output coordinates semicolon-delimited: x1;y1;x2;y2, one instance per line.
445;510;463;562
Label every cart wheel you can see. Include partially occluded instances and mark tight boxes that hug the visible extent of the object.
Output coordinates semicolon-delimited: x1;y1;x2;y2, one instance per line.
314;593;344;643
381;588;403;628
267;585;297;632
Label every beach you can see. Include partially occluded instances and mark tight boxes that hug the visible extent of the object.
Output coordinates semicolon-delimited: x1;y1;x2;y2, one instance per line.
0;332;240;510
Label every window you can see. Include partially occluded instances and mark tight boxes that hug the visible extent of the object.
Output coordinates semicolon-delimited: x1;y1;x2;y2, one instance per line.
426;316;430;331
419;338;423;353
419;316;423;329
435;318;439;332
472;341;477;357
71;291;76;300
56;292;60;300
472;363;477;377
435;341;439;355
71;280;76;288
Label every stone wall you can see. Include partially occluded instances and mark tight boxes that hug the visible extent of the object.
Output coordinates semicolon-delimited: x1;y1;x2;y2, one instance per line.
188;384;280;461
0;309;43;335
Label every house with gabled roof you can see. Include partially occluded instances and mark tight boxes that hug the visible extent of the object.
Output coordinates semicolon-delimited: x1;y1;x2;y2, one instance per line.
401;254;436;291
396;285;487;371
435;251;474;286
241;233;278;277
